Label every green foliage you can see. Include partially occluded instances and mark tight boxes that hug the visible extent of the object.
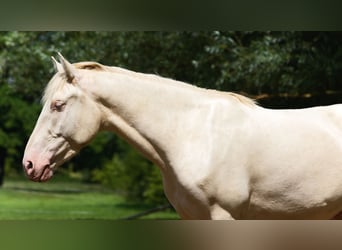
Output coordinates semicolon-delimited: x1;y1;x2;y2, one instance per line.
0;83;40;169
92;140;167;205
0;31;341;204
186;31;342;95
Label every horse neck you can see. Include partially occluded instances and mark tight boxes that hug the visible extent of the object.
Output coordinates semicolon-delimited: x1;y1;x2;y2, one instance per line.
86;70;204;169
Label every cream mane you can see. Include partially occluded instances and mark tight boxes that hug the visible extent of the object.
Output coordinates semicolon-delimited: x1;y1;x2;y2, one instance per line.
42;61;256;107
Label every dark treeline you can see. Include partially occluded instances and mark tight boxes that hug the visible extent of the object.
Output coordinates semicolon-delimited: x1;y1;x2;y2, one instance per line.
0;31;341;205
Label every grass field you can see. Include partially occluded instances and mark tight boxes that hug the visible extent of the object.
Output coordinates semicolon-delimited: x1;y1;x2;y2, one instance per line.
0;176;179;220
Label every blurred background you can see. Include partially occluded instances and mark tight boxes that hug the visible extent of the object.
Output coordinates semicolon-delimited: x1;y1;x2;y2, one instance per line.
0;31;341;219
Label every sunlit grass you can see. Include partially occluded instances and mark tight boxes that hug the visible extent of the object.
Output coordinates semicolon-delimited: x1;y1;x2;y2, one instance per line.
0;176;179;220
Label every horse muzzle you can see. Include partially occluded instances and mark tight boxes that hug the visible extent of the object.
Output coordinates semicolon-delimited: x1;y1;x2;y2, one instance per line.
23;160;54;182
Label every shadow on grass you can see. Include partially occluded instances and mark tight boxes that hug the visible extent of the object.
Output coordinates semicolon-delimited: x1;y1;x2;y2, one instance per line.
115;203;176;220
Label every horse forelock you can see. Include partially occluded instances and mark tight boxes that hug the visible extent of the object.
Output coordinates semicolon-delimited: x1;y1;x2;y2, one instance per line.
42;61;106;104
42;73;76;104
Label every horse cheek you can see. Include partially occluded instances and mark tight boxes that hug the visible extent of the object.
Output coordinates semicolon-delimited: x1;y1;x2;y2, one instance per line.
72;109;101;145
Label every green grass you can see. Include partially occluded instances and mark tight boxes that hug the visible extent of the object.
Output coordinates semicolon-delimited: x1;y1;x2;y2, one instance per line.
0;176;179;220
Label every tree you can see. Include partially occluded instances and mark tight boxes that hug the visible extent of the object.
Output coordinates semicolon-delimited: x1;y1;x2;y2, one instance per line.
0;84;39;185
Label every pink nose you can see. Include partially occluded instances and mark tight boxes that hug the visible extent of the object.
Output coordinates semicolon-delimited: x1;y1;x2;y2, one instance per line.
22;158;54;182
23;160;34;176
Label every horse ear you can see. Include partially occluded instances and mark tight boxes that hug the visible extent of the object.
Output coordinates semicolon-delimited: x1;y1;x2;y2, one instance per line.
51;56;63;72
57;52;77;84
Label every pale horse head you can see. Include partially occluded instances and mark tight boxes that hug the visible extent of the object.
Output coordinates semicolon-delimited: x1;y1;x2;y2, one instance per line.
22;53;103;182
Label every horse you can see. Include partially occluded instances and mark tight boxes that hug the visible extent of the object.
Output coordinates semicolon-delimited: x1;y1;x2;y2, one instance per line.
23;53;342;219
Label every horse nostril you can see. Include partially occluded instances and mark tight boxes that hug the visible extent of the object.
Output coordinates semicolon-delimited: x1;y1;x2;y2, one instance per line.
26;161;33;169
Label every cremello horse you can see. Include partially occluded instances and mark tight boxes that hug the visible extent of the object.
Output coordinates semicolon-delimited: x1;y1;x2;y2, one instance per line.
23;53;342;219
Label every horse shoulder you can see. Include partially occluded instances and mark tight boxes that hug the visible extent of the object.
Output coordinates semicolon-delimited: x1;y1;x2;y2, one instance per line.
163;97;255;219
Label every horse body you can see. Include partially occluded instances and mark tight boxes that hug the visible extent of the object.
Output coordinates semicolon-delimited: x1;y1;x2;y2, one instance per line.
238;106;342;219
23;54;342;219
